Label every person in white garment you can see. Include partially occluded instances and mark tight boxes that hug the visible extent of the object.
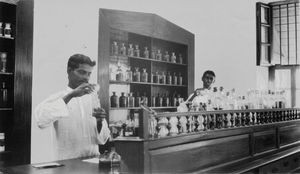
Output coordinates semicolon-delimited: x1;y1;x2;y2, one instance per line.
35;54;110;160
177;70;216;112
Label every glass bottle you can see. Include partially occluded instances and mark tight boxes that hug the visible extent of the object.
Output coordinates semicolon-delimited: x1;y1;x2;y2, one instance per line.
128;92;135;107
166;72;172;84
163;51;170;62
150;72;154;83
178;54;183;64
126;66;132;82
110;92;118;107
135;92;141;107
156;93;163;107
4;23;11;38
116;65;124;81
151;95;156;107
0;82;8;107
172;94;178;106
141;68;148;82
134;45;140;57
111;41;118;55
151;49;156;59
143;47;149;58
156;49;162;61
120;43;126;56
133;67;140;82
172;72;177;85
109;146;121;173
171;52;176;63
153;71;160;83
142;93;148;106
160;72;166;84
128;44;134;57
178;72;183;85
0;22;3;36
119;92;128;107
0;52;7;73
163;94;170;107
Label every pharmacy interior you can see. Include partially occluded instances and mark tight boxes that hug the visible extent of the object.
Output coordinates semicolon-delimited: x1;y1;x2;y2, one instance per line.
1;0;300;173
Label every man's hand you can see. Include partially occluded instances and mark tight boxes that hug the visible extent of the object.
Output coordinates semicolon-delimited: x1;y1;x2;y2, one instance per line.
63;83;96;104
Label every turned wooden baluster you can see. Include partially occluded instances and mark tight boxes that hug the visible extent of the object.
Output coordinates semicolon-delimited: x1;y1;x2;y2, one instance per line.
224;113;228;128
210;114;215;130
216;114;222;129
235;113;240;127
241;112;245;126
251;112;255;125
203;114;207;131
256;112;260;125
229;113;234;127
264;112;268;124
196;115;204;131
245;112;250;126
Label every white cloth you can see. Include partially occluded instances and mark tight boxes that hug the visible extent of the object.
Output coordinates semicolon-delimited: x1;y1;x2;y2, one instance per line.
35;87;110;160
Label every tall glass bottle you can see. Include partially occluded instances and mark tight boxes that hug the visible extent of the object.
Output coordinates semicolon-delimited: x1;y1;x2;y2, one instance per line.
156;49;162;61
110;92;118;107
135;92;142;107
128;44;134;57
172;72;177;85
120;43;126;56
126;66;132;82
0;82;8;107
111;41;118;55
178;54;183;64
153;71;160;84
0;52;7;73
133;67;140;82
156;93;163;107
142;93;148;106
134;45;140;57
178;72;183;85
151;49;156;59
170;52;176;63
166;72;172;84
128;92;135;107
119;92;128;107
141;68;148;82
151;95;156;107
143;47;149;58
163;51;170;62
160;72;166;84
163;94;170;107
116;65;124;81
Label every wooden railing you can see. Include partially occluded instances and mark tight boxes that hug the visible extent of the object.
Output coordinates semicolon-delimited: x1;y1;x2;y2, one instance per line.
139;107;300;140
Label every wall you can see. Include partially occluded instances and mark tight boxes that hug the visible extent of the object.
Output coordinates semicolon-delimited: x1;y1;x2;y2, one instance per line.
31;0;273;163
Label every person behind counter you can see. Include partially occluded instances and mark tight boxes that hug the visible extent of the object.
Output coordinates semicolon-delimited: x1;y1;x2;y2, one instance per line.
35;54;111;160
177;70;216;112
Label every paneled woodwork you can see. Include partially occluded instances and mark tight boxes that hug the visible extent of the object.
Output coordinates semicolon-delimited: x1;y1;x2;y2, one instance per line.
254;130;276;154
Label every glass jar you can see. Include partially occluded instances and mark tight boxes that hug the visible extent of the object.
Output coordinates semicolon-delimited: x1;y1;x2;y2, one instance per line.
143;47;149;58
0;52;7;73
119;92;128;107
171;52;176;63
141;68;148;82
116;66;124;81
156;49;162;61
128;92;135;107
133;67;140;82
4;23;11;38
163;51;170;62
166;72;172;84
110;92;118;107
128;44;134;57
120;43;126;56
160;72;166;84
151;50;156;59
134;45;140;57
153;71;160;83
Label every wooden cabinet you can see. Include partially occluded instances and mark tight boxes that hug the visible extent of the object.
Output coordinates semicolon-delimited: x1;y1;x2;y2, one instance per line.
0;0;33;167
98;9;194;129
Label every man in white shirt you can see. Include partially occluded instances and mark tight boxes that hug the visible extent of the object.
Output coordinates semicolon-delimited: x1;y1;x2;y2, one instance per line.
35;54;110;160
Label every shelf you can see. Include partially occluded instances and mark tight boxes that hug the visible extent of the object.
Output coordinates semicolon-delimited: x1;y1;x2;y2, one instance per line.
0;72;13;76
110;80;187;87
110;106;177;110
0;35;14;40
110;55;187;66
0;108;13;111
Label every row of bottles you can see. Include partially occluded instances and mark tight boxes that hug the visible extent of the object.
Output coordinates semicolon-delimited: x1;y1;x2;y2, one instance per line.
0;52;8;73
0;82;8;107
0;22;12;38
112;66;184;85
110;92;184;108
111;41;184;64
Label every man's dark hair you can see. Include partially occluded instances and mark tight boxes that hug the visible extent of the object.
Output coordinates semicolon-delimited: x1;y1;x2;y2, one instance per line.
67;54;96;70
202;70;216;78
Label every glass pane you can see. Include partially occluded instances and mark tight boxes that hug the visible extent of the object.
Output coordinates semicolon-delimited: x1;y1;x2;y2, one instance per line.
261;26;269;43
260;45;270;65
261;6;269;24
275;69;291;107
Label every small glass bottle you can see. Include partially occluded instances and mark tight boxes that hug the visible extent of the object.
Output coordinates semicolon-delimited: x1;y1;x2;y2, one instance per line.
172;72;177;85
143;47;149;58
135;92;141;107
171;52;176;63
141;68;148;82
166;72;172;84
0;82;8;107
134;45;140;57
160;72;166;84
128;92;135;107
119;92;128;107
126;66;132;82
0;22;3;36
116;66;124;81
4;23;11;38
133;67;140;82
156;49;162;61
151;49;156;59
128;44;134;57
120;43;126;56
178;72;183;85
110;92;118;107
163;51;170;62
111;41;118;55
178;54;183;64
0;52;7;73
142;93;148;106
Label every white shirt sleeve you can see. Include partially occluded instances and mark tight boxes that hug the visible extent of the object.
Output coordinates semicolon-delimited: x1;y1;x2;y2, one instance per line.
35;93;69;129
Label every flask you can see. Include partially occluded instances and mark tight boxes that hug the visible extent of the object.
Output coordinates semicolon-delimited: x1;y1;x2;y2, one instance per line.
172;72;177;85
0;82;8;107
142;93;148;106
128;44;134;57
0;52;7;73
110;92;118;107
166;72;172;84
178;72;183;85
141;68;148;82
163;51;170;62
111;41;118;55
143;47;149;58
135;92;141;107
178;54;183;64
134;45;140;57
126;66;132;82
156;49;162;61
4;23;11;38
128;92;135;107
160;72;166;84
133;67;140;82
0;22;3;36
116;65;124;81
120;43;126;56
171;52;176;63
119;92;128;107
